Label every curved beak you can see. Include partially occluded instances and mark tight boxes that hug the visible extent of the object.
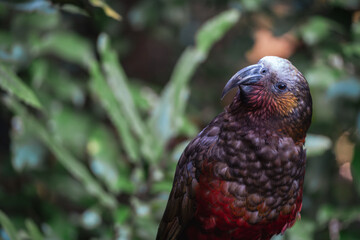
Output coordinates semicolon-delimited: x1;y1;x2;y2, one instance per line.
221;64;263;99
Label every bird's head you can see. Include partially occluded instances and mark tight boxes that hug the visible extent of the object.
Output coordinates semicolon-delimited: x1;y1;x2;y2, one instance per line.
223;56;312;143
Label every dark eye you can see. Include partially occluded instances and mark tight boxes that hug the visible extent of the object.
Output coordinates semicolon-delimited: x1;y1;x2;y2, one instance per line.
275;82;287;91
260;68;268;74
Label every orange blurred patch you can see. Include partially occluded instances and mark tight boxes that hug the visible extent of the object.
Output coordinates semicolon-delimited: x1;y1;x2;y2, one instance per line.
335;132;354;165
271;3;292;17
335;132;354;181
353;10;360;23
246;29;299;63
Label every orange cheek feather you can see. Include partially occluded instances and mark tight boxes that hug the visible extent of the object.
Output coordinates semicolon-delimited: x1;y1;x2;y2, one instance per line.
248;90;298;117
275;92;298;116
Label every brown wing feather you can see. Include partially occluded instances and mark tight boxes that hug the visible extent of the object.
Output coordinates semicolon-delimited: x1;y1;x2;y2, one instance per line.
156;149;198;240
156;114;223;240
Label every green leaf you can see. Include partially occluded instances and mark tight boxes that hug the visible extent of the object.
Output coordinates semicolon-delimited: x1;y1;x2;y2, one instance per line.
316;204;337;226
149;48;204;144
285;218;315;240
13;10;59;31
11;135;46;172
351;144;360;195
87;126;135;193
178;116;198;137
45;212;77;239
300;16;338;45
88;60;139;161
0;64;42;109
305;64;339;89
0;45;27;65
150;9;240;146
59;5;89;17
89;157;121;193
50;107;93;157
151;181;173;194
44;69;86;106
270;235;283;240
13;0;56;14
0;210;19;240
240;0;264;11
88;0;122;21
196;9;240;54
97;34;145;139
48;174;89;203
327;78;360;101
342;42;360;58
114;205;131;225
97;34;158;162
357;112;360;140
305;134;332;157
132;198;158;239
87;125;123;165
129;82;152;111
25;219;44;240
29;59;48;88
340;231;360;240
115;225;132;240
4;97;118;209
33;31;94;66
317;204;360;226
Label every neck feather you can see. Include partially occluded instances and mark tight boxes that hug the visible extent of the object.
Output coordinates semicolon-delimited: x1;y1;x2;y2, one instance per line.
225;93;311;145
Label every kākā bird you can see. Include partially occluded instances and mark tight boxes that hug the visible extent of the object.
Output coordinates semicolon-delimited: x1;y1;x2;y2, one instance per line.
156;56;312;240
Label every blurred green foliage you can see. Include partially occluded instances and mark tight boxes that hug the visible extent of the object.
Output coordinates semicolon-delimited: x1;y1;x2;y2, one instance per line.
0;0;360;239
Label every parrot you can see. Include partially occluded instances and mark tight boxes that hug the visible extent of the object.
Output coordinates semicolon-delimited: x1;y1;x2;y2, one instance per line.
156;56;312;240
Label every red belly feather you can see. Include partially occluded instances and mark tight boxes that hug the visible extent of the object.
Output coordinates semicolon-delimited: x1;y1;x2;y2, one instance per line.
185;164;302;240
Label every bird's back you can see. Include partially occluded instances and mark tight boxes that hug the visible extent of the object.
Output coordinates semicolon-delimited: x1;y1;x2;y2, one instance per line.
157;110;306;240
